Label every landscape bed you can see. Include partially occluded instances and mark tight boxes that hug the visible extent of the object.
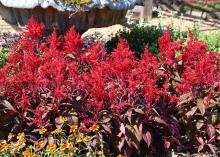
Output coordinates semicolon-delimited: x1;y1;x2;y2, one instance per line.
0;18;219;156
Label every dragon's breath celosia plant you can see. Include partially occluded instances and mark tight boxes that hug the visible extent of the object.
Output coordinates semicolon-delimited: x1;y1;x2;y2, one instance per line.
0;17;219;156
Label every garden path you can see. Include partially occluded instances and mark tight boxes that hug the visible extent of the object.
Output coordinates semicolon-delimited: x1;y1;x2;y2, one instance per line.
0;11;219;37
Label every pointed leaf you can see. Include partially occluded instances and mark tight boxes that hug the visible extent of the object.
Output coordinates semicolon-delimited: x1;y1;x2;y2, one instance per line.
2;100;16;111
178;92;192;106
154;117;168;126
102;124;112;135
197;137;204;145
186;106;197;118
134;108;144;114
118;137;125;151
76;96;81;101
197;99;205;115
143;131;151;147
196;120;204;130
198;144;204;152
207;125;215;139
120;123;125;135
207;144;216;154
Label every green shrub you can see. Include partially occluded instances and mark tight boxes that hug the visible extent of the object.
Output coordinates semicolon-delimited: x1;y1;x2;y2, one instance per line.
104;24;202;57
105;24;164;57
198;31;220;52
0;47;9;68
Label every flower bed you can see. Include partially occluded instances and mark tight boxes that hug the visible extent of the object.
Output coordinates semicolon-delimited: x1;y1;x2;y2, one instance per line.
0;18;219;156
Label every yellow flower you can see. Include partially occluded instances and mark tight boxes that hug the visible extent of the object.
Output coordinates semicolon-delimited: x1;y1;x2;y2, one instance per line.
117;154;125;157
76;133;84;143
89;124;100;132
8;133;15;140
35;141;44;149
0;144;9;153
16;139;26;149
46;144;56;152
0;140;6;145
59;143;70;151
72;147;78;153
39;128;47;135
70;125;78;133
22;148;33;157
61;117;68;123
52;128;62;134
97;150;104;155
17;132;25;139
83;136;91;142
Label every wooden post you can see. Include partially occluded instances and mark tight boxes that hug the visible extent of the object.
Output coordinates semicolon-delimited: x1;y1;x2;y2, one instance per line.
140;0;153;22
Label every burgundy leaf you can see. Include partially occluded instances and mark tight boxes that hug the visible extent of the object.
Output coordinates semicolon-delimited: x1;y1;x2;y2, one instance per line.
155;117;168;126
207;144;216;154
207;125;215;140
198;144;204;152
143;131;152;147
197;99;205;115
164;139;170;149
118;137;125;151
120;123;126;135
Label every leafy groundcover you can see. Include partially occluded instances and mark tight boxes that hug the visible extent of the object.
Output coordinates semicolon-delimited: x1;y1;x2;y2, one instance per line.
0;17;219;157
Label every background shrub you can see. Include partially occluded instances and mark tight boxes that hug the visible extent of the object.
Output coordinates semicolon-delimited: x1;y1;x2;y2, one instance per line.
105;24;164;57
198;31;220;52
104;23;202;57
0;47;9;68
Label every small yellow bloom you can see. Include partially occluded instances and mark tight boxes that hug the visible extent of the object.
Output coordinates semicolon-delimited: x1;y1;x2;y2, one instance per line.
72;147;78;153
8;133;15;140
76;133;84;143
89;124;100;132
39;128;47;135
59;143;70;151
35;141;44;149
0;144;9;153
62;117;68;123
16;139;26;149
17;132;25;139
0;140;6;145
52;128;62;134
70;125;78;133
83;136;91;142
117;154;125;157
22;148;33;157
46;144;56;152
97;150;104;155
